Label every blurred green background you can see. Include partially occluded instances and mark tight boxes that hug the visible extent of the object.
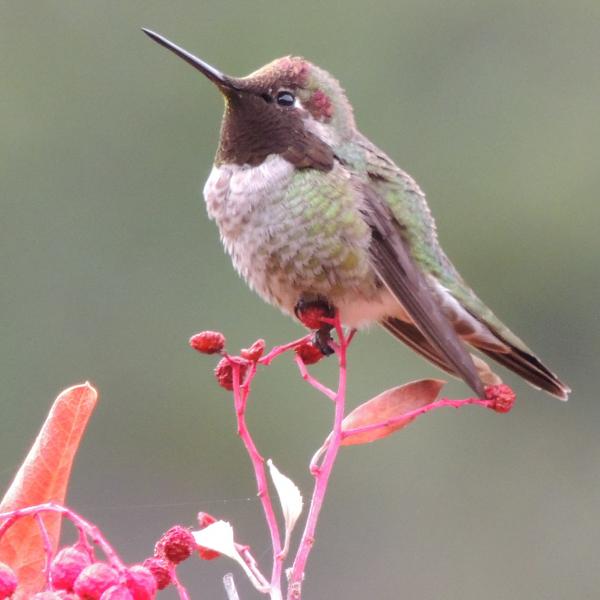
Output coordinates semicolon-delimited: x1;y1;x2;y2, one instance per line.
2;1;599;598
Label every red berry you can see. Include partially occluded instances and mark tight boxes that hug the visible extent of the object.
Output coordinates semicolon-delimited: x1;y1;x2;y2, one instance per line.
74;563;120;600
31;593;68;599
485;384;516;413
99;586;134;600
0;562;18;599
295;342;324;365
50;545;92;591
141;558;171;591
214;358;247;391
241;339;266;362
296;304;330;329
189;331;226;354
154;525;195;564
196;512;221;560
124;565;156;600
196;512;216;529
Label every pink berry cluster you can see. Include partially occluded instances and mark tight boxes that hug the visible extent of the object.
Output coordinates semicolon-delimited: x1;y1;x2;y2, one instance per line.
484;383;516;413
0;508;221;599
189;330;325;391
0;549;156;600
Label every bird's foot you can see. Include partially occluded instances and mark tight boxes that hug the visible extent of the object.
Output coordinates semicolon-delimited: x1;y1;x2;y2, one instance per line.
313;327;335;356
294;296;336;356
294;296;335;330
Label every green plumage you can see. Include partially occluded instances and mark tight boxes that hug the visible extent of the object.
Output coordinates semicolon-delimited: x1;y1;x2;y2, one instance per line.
351;134;530;351
144;29;570;400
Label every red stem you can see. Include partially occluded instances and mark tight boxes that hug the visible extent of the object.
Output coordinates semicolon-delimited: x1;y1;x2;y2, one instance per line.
259;334;312;366
341;397;492;440
230;359;283;598
0;502;125;571
294;355;336;401
34;512;53;589
287;315;349;599
169;564;191;600
235;543;271;590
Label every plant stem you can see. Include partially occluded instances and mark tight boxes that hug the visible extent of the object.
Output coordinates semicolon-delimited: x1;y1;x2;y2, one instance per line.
230;360;283;598
341;396;492;440
287;315;349;599
223;572;241;600
235;543;271;590
35;512;52;588
0;502;126;571
260;335;312;366
294;355;336;401
169;564;191;600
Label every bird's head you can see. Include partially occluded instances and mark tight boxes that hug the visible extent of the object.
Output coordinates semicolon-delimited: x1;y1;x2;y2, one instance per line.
143;30;355;169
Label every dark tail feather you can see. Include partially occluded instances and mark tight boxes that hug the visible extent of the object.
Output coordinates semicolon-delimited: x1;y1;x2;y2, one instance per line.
382;317;457;376
478;343;570;401
383;316;570;401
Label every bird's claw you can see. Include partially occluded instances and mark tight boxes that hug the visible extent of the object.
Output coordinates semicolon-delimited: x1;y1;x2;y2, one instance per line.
313;327;335;356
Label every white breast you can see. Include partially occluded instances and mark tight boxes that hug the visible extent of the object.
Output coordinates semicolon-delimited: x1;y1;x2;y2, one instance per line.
203;155;295;232
202;155;297;304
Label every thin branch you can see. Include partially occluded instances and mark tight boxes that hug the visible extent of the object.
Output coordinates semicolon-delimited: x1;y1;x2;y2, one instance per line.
235;543;271;590
287;314;350;598
224;572;241;600
35;512;53;589
0;502;125;571
230;360;282;598
170;564;191;600
341;396;492;440
259;335;312;366
294;355;336;401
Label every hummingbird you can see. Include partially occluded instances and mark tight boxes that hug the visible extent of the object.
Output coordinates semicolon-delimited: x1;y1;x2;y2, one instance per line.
143;29;570;401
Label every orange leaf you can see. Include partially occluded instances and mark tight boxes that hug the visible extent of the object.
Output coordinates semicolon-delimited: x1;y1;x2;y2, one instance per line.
0;382;98;598
341;379;445;446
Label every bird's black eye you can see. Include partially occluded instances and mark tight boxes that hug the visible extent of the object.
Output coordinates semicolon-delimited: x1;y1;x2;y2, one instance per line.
276;91;295;107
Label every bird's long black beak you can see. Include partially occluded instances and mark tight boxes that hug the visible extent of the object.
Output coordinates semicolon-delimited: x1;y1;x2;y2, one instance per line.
142;28;240;92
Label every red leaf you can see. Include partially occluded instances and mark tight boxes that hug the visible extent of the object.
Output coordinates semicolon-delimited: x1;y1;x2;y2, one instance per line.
0;382;98;598
341;379;445;446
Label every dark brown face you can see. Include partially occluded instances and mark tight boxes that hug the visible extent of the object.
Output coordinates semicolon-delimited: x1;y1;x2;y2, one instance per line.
142;30;335;171
216;84;334;171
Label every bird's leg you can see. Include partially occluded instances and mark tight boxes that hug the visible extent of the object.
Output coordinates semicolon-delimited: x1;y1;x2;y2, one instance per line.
313;326;335;356
294;295;336;356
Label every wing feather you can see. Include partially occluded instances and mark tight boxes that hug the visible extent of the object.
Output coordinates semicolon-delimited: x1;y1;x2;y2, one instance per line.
362;184;486;398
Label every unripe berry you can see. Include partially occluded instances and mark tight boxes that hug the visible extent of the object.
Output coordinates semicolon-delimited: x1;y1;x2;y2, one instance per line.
99;586;134;600
241;339;265;362
214;358;247;391
485;384;516;413
50;545;92;591
189;331;226;354
295;341;324;365
74;563;120;600
0;562;17;599
197;511;216;529
124;565;157;600
141;557;171;591
154;525;195;564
